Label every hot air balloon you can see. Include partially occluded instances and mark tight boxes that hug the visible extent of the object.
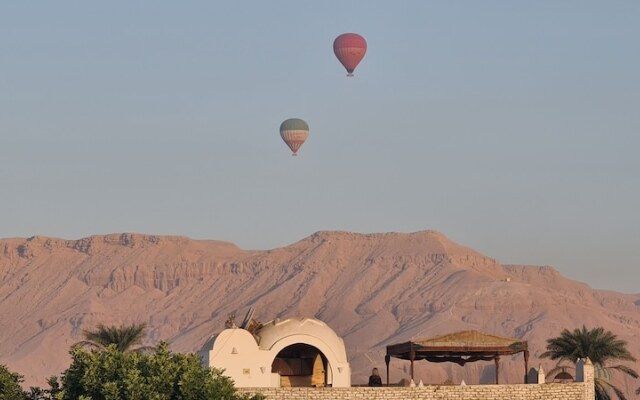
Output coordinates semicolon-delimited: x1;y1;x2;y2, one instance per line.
333;33;367;77
280;118;309;156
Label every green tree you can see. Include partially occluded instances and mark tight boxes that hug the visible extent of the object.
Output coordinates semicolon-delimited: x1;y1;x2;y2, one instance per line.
541;326;638;400
78;323;151;352
25;377;61;400
0;364;27;400
57;342;263;400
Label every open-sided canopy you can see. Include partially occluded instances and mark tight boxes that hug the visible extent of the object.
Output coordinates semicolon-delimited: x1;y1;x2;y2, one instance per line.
385;330;529;384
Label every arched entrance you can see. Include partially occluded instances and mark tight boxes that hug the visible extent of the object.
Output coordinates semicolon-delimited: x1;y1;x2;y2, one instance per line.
271;343;328;387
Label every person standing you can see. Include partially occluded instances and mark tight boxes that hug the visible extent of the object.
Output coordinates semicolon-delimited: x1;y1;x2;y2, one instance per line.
368;367;383;386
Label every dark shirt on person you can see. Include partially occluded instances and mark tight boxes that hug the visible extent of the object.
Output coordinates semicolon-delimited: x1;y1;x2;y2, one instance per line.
368;375;382;386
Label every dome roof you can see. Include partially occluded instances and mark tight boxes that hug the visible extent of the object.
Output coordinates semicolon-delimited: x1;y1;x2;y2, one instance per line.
255;317;347;361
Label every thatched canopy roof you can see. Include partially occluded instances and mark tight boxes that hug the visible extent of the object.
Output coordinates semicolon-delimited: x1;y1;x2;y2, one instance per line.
385;330;529;384
387;330;527;364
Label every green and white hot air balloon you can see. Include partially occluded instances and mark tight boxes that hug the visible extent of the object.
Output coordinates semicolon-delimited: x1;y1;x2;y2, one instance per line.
280;118;309;156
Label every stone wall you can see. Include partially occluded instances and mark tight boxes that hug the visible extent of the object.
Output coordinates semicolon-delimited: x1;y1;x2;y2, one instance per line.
239;359;595;400
240;383;588;400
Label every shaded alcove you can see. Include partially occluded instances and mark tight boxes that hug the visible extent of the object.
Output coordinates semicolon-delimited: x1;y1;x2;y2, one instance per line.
271;343;329;387
480;364;497;384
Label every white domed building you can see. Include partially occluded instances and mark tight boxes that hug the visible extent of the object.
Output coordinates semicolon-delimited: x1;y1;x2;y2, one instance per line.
200;317;351;388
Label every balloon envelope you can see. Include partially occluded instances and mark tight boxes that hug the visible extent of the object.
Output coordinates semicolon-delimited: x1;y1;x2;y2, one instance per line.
333;33;367;76
280;118;309;156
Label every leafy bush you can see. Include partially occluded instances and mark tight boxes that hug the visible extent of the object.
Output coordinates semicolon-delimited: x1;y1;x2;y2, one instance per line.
57;342;263;400
0;364;27;400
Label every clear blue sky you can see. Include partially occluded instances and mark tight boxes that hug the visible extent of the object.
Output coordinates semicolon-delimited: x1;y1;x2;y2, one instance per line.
1;2;639;293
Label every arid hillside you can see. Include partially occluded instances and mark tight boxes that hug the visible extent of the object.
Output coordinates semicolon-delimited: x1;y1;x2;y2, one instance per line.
1;231;638;394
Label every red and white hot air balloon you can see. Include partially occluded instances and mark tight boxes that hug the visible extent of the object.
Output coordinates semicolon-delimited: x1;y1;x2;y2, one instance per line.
333;33;367;77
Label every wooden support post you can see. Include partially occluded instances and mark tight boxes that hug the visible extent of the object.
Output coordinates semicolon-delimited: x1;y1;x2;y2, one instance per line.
409;350;415;381
494;355;500;384
385;355;391;386
524;350;529;383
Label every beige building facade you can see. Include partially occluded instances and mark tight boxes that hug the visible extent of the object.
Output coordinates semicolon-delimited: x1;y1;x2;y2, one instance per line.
200;317;351;388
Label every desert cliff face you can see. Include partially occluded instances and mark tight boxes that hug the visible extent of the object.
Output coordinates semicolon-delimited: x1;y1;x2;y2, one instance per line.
1;231;639;393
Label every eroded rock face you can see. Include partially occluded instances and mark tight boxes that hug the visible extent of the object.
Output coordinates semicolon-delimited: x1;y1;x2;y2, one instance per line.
0;230;638;392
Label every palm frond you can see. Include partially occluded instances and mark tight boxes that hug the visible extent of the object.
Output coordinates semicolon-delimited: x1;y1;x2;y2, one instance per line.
606;364;639;379
80;322;148;352
594;379;615;400
74;340;106;351
544;366;565;378
132;345;157;354
609;385;629;400
544;326;636;400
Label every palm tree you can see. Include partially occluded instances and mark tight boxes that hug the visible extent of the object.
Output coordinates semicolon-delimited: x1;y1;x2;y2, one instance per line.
78;322;152;352
541;326;638;400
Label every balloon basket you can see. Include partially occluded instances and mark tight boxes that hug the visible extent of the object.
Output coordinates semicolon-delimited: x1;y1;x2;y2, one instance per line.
292;153;298;156
346;73;354;77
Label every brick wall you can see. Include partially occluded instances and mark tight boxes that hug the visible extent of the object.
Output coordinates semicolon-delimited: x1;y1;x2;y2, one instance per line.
239;358;595;400
240;383;588;400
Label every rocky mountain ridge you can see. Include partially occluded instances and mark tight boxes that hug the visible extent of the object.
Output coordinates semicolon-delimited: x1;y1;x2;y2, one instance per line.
0;231;638;395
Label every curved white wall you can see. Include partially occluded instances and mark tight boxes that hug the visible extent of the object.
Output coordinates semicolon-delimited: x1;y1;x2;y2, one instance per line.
200;318;351;388
265;333;350;387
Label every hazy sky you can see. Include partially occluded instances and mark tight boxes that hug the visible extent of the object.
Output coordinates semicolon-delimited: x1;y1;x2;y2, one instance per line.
2;2;639;293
